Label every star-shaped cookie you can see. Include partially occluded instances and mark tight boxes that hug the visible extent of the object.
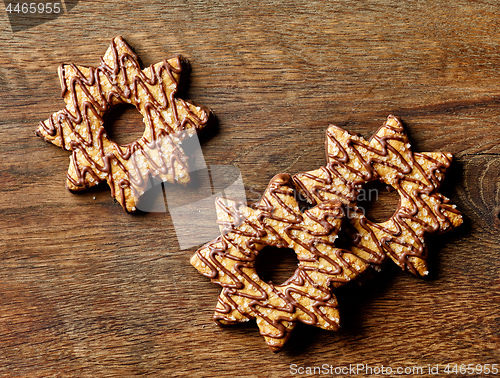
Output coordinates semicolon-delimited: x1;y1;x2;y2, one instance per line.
293;115;463;275
37;36;210;212
191;173;367;351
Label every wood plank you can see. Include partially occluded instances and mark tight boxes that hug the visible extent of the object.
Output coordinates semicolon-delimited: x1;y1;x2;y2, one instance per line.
0;0;499;376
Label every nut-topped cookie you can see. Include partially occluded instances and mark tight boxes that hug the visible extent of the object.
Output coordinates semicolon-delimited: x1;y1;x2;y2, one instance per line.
293;115;463;276
37;36;210;212
191;173;367;351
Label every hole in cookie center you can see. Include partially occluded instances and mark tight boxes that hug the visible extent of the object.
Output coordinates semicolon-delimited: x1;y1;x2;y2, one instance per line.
255;246;299;286
357;181;400;223
105;103;145;145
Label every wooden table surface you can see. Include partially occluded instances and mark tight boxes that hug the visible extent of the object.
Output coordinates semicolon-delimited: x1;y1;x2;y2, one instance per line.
1;1;499;377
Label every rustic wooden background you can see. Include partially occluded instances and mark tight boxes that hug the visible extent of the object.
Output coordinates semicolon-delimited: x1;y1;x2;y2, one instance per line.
1;0;499;376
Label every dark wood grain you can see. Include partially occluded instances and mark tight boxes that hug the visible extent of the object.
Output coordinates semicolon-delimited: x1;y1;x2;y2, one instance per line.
0;0;499;376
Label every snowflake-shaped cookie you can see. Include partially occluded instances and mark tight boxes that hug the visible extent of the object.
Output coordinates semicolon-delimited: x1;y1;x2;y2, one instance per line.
36;36;210;212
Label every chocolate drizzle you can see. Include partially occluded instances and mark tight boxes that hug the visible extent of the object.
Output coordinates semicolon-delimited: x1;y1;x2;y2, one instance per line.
191;115;462;351
293;115;463;275
191;173;367;351
37;36;210;212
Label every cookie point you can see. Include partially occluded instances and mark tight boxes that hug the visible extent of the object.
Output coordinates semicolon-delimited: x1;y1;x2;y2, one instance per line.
112;35;127;47
270;173;293;187
386;114;402;127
